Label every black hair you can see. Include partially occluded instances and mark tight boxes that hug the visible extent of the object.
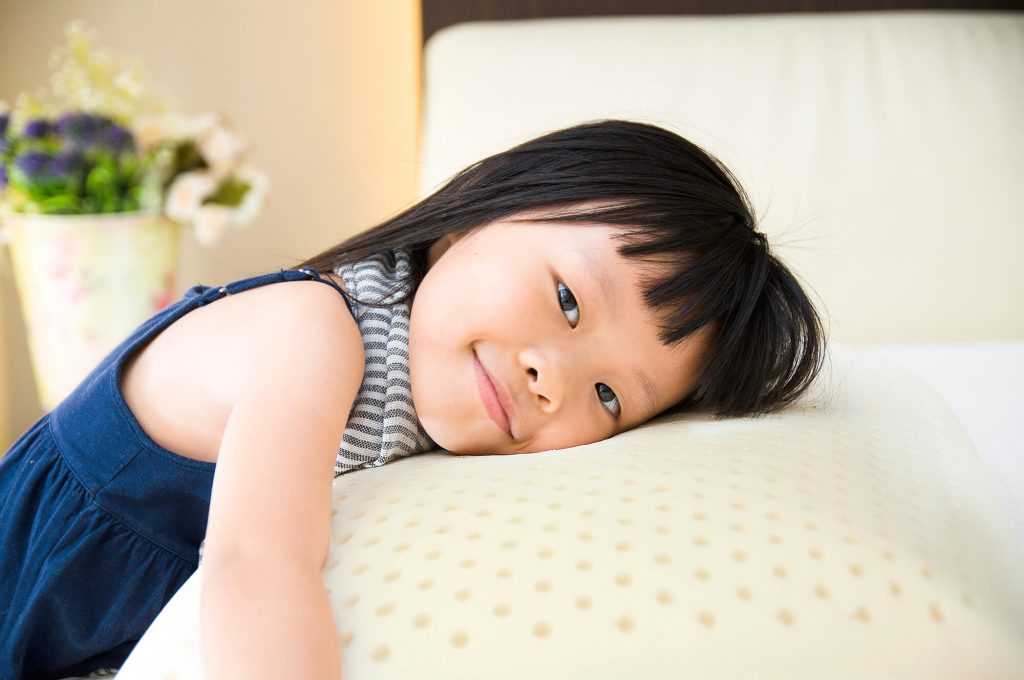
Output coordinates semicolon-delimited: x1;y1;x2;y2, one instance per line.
290;118;829;420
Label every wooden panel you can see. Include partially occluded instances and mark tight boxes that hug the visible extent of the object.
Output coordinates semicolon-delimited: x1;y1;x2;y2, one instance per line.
423;0;1024;47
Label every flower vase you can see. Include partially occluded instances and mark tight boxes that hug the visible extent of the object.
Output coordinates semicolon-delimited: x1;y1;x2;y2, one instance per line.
1;209;181;411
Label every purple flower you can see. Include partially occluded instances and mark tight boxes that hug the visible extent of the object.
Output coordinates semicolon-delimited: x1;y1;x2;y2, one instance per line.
94;125;135;155
14;150;54;180
23;118;54;140
0;165;7;190
0;138;9;158
56;112;114;146
0;112;9;138
50;147;88;178
54;114;135;157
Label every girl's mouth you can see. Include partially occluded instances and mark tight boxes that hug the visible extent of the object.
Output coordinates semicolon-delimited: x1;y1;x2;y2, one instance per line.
474;351;512;437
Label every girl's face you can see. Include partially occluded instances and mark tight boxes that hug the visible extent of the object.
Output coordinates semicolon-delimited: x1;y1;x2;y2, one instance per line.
408;206;715;455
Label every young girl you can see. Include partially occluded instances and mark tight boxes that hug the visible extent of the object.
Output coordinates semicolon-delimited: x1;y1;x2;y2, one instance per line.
0;119;827;679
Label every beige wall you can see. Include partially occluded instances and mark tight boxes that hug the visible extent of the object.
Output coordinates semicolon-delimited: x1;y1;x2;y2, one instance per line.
0;0;423;449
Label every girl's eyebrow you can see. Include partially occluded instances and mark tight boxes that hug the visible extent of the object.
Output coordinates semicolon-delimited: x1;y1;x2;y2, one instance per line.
574;248;659;421
575;248;620;312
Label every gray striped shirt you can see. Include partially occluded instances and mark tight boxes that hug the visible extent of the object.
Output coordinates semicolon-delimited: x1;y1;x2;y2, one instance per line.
332;248;437;475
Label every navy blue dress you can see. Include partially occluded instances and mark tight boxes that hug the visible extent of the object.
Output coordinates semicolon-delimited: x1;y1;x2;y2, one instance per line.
0;267;354;679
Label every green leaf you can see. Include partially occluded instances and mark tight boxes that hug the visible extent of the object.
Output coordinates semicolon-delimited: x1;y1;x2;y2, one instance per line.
174;140;206;174
40;194;81;214
101;195;120;213
206;178;250;208
85;160;116;198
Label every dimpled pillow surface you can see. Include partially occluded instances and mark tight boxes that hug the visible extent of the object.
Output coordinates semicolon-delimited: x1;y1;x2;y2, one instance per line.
115;341;1024;679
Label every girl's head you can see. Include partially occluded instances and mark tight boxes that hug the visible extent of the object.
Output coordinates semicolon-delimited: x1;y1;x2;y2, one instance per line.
294;119;828;455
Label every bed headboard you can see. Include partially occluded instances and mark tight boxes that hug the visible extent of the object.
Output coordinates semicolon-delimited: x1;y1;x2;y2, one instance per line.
423;0;1023;46
416;3;1024;345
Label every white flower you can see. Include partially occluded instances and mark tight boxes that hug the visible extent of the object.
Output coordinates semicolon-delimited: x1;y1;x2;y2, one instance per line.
196;119;248;176
229;162;269;228
165;170;219;223
130;112;191;151
184;111;222;138
192;204;233;247
113;67;144;100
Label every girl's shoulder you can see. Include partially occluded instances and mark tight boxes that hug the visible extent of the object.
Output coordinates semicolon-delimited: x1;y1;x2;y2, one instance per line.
120;274;362;465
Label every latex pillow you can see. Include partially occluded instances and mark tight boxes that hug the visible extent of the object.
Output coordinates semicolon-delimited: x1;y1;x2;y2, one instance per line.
116;342;1024;679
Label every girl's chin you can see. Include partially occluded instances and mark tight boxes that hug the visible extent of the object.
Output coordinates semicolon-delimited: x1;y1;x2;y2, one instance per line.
433;428;505;456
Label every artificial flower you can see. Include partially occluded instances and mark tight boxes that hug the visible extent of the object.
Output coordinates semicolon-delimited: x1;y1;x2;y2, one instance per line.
0;21;268;247
192;203;233;247
164;170;220;224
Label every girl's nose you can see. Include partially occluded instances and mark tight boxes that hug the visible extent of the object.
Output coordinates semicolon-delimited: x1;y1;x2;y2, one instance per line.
523;350;573;415
526;366;555;413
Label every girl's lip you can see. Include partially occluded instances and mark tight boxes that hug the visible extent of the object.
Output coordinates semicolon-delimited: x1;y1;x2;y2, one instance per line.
474;351;513;438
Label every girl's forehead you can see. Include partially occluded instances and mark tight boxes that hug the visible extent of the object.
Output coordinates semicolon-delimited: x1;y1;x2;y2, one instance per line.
490;217;623;243
481;220;668;287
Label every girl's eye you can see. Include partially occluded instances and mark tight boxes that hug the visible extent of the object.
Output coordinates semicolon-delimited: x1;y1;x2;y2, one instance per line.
596;383;621;418
557;281;580;326
556;281;622;419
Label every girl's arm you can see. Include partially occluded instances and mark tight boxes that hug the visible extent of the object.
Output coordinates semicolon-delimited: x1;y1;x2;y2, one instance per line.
199;281;365;680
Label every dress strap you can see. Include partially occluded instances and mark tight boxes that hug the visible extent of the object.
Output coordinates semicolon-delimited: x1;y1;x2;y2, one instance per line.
184;267;354;316
292;267;354;313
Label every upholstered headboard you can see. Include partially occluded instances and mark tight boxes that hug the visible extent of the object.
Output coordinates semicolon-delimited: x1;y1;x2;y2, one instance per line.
417;2;1024;346
422;0;1023;46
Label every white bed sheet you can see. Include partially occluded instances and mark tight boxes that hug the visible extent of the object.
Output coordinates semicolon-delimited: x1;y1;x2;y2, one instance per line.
859;341;1024;553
